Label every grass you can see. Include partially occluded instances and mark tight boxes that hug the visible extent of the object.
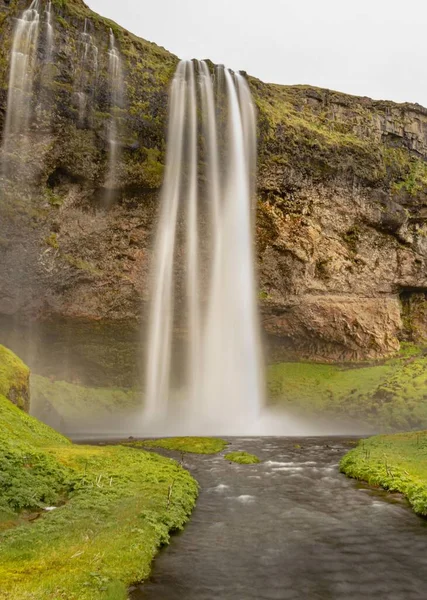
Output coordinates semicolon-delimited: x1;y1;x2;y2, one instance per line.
31;375;139;421
0;345;30;411
124;437;228;455
340;431;427;516
267;344;427;431
0;351;198;600
224;452;261;465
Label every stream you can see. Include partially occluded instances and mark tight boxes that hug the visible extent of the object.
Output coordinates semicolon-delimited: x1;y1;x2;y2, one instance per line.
130;437;427;600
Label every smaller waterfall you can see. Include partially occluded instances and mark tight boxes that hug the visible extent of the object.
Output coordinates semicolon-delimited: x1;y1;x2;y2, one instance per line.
1;0;41;174
75;18;99;126
105;29;124;203
44;1;54;62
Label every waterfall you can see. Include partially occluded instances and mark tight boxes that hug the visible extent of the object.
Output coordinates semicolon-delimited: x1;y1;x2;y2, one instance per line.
144;60;264;434
44;1;54;62
105;29;123;203
75;18;98;126
1;0;41;175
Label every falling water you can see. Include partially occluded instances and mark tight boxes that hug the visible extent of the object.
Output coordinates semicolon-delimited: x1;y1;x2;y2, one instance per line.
1;0;41;174
105;29;123;202
44;1;54;62
144;60;264;434
75;18;98;126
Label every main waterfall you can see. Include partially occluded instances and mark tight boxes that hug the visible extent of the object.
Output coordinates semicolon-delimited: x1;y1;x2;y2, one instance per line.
144;60;264;434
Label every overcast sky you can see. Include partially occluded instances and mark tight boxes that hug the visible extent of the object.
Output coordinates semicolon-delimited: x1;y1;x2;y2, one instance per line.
87;0;427;106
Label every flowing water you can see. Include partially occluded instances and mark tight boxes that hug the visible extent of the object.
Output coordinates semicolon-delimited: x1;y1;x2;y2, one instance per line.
75;18;99;127
44;1;54;63
144;61;264;434
1;0;41;174
131;437;427;600
105;29;123;203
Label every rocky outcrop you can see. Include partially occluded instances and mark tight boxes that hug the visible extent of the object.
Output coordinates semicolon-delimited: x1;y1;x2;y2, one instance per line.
1;0;427;365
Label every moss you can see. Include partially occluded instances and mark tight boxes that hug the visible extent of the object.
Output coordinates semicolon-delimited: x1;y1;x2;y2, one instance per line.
224;452;261;465
124;147;165;189
45;233;59;249
268;344;427;431
44;188;63;207
385;147;427;196
0;346;30;412
248;78;427;193
63;254;103;277
31;375;139;421
340;431;427;515
56;15;70;30
125;437;228;455
342;225;361;254
0;394;198;599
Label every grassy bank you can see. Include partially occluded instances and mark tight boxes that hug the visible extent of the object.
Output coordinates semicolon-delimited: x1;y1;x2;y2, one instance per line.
0;347;198;600
340;432;427;515
268;344;427;431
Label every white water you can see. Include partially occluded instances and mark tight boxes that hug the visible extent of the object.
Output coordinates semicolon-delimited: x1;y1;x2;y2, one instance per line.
75;18;98;126
1;0;41;173
44;1;54;62
144;60;265;434
105;29;123;202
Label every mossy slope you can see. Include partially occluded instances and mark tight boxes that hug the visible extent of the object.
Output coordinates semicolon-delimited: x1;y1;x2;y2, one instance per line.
31;374;138;421
340;432;427;516
0;351;198;600
0;345;30;411
268;344;427;431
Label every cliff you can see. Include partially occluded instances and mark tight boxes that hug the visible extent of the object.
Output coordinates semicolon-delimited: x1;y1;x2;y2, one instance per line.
1;0;427;366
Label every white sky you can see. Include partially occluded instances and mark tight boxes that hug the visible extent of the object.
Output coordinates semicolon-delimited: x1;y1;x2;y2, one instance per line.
86;0;427;106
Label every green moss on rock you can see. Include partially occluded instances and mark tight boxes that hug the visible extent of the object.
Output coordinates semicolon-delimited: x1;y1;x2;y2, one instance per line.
0;346;30;412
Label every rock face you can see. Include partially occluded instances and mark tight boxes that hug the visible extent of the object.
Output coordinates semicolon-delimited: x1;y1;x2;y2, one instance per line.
1;0;427;364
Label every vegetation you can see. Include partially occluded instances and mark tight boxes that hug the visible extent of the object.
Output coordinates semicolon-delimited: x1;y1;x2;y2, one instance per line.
340;431;427;516
0;350;198;600
125;437;228;455
31;375;139;421
268;344;427;431
0;345;29;411
224;452;261;465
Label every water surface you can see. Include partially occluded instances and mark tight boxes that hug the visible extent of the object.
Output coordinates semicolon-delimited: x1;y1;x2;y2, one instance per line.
131;437;427;600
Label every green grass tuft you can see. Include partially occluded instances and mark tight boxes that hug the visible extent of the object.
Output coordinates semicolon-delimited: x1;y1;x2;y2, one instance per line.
224;452;261;465
124;437;228;455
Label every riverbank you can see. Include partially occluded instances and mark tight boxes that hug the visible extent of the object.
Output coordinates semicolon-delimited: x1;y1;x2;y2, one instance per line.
131;437;427;600
340;431;427;516
0;346;199;600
